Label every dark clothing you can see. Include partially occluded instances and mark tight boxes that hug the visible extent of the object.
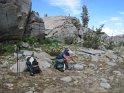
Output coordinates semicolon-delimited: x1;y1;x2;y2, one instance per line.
26;57;41;75
60;51;70;59
32;59;38;66
26;61;34;74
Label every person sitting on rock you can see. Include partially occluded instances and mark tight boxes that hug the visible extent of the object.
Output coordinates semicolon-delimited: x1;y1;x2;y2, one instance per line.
60;48;76;69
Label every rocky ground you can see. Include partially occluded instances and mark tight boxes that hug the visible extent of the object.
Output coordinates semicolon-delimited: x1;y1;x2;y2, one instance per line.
0;46;124;93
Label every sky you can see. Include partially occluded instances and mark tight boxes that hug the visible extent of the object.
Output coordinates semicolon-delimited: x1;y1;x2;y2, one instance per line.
32;0;124;36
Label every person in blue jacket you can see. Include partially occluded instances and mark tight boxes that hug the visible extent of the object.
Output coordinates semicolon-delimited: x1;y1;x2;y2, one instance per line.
60;48;76;69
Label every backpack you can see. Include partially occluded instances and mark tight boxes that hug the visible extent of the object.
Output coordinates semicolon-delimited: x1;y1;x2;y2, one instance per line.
32;58;41;74
33;66;41;74
32;58;38;66
54;57;66;72
26;57;41;74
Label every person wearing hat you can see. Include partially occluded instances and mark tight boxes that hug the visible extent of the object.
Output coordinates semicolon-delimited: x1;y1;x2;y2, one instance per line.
60;48;76;69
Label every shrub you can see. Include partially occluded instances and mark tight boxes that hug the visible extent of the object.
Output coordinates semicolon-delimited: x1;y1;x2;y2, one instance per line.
0;43;15;55
64;36;74;45
39;38;60;45
83;32;101;49
118;41;124;46
42;42;63;56
105;41;115;50
22;37;38;45
22;37;63;56
117;62;124;69
23;37;61;46
71;17;81;30
82;24;104;49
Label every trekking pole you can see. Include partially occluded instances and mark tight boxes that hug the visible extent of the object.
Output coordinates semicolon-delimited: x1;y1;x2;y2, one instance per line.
16;45;19;77
16;44;21;77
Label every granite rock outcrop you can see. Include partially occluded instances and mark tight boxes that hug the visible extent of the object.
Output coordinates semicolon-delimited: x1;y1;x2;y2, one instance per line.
0;0;31;41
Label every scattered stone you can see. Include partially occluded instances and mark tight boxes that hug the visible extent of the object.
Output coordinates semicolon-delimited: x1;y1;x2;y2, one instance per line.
117;57;123;63
100;78;108;83
91;55;99;62
23;50;33;56
89;63;96;69
89;87;108;93
73;80;79;85
84;68;95;75
6;83;13;90
34;48;42;52
26;91;33;93
99;55;110;62
113;71;122;76
22;83;29;87
105;50;117;60
60;76;72;82
29;87;35;91
52;77;57;80
107;61;116;66
22;42;30;48
100;82;111;89
74;64;84;70
0;61;8;68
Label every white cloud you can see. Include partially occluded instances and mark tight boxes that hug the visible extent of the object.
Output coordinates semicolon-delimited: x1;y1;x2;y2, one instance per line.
100;20;108;24
119;11;124;15
102;27;123;36
114;22;123;26
110;17;120;21
48;0;81;15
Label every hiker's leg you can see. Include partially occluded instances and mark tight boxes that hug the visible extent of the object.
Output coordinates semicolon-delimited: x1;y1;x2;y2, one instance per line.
64;60;69;69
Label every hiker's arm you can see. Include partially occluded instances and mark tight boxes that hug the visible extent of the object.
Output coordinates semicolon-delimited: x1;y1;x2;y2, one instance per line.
64;56;71;61
64;56;76;63
70;56;76;63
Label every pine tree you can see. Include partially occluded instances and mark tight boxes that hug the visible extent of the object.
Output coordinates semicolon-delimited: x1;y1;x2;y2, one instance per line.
81;4;89;27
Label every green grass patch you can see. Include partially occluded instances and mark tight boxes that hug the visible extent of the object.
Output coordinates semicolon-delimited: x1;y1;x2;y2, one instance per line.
22;37;63;56
0;43;15;55
41;41;63;56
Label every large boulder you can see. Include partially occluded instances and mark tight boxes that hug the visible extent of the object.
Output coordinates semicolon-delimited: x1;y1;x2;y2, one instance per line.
10;50;52;73
0;0;31;41
10;61;27;73
42;16;78;44
47;23;76;44
25;11;45;39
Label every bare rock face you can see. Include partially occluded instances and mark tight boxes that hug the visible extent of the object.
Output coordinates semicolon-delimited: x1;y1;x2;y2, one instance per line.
42;16;78;44
25;11;45;39
0;0;31;41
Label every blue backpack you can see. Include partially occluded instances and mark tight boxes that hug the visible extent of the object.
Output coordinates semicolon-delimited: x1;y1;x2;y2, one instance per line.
54;56;65;71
